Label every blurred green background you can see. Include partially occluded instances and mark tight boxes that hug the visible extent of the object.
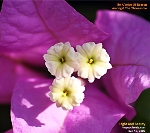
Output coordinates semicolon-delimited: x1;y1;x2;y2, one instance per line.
0;0;149;132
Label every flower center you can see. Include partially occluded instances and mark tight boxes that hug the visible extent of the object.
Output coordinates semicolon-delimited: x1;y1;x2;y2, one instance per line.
88;58;94;64
62;90;69;97
60;57;65;64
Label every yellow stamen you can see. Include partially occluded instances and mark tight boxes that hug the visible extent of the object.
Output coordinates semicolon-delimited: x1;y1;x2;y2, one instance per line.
63;90;69;97
61;57;65;63
89;58;94;64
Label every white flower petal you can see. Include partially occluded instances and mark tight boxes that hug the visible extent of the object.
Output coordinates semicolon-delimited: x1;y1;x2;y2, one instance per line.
49;92;62;102
44;42;78;78
45;61;60;76
56;65;63;79
62;42;70;54
51;78;65;90
50;86;62;93
82;42;95;57
61;97;73;110
92;64;104;78
66;60;79;71
43;54;58;61
54;42;64;54
56;97;64;107
92;65;101;79
77;64;89;79
76;52;87;62
76;45;87;58
95;62;112;69
76;42;112;82
88;65;95;83
93;43;102;55
100;49;111;62
49;77;85;110
67;76;81;90
62;64;74;77
67;47;77;60
47;46;56;55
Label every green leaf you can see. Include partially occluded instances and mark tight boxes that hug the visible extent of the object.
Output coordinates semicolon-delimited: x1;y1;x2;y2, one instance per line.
132;88;150;132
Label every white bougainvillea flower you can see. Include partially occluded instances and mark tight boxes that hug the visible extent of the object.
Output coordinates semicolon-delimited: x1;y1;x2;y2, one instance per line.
49;76;85;110
76;42;112;83
43;42;78;79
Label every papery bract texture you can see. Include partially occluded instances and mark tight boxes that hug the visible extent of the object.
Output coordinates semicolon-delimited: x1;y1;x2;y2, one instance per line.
0;0;108;66
11;78;126;133
0;55;18;103
0;54;45;103
95;10;150;107
5;129;13;133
